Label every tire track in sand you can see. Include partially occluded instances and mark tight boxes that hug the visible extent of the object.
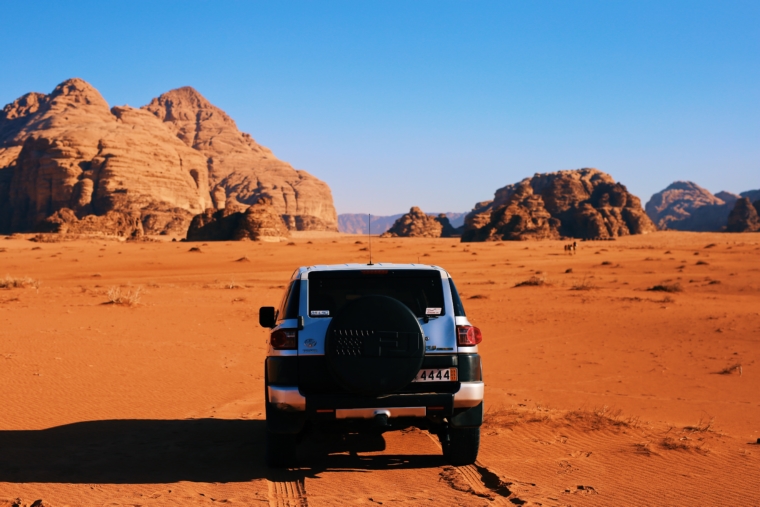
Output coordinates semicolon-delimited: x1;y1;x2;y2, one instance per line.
423;431;555;506
267;473;308;507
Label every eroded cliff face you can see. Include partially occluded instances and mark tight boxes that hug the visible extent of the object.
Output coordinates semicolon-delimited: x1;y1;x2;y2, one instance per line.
0;78;211;234
142;87;338;231
645;181;738;232
462;169;656;242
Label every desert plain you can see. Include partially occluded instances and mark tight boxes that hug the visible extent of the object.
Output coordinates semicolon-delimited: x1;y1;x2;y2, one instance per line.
0;231;759;506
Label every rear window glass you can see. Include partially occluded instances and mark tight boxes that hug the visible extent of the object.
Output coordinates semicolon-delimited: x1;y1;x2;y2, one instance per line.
308;270;445;318
448;278;466;317
277;280;301;321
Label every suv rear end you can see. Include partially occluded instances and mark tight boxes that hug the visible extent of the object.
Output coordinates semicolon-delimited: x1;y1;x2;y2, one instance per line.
260;263;484;467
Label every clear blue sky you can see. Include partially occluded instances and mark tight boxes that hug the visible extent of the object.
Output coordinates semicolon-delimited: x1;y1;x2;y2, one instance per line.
1;1;757;214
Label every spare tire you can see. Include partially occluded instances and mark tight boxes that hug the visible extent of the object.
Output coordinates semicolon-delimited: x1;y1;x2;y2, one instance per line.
325;295;425;396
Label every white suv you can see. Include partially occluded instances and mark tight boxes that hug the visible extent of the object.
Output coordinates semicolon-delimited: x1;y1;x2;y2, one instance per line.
259;263;484;467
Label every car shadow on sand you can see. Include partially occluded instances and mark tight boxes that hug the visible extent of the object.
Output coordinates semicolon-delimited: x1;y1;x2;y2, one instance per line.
0;419;446;484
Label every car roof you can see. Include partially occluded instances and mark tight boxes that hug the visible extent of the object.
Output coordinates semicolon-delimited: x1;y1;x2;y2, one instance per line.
291;263;450;280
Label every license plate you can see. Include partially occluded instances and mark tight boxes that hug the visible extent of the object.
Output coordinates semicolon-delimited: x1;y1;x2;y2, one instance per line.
412;368;457;382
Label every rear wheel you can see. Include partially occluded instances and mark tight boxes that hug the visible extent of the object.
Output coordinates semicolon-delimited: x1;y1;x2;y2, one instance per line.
442;426;480;466
266;431;298;468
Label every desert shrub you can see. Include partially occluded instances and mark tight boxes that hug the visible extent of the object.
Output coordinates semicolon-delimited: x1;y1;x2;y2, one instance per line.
514;276;546;287
647;283;682;293
570;276;596;290
717;363;742;375
105;286;142;306
0;275;40;290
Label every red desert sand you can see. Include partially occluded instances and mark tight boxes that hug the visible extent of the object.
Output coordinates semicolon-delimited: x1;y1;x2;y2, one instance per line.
0;231;759;506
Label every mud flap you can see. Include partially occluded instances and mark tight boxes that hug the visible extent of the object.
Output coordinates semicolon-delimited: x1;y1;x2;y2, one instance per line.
450;401;483;428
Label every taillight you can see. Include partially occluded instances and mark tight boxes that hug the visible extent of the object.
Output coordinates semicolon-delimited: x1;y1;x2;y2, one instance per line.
270;329;297;350
457;325;482;346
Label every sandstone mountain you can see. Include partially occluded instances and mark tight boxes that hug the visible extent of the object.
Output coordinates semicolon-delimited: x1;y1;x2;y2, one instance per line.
338;212;466;235
461;169;656;242
741;189;760;203
186;197;289;242
0;78;338;236
380;207;459;238
0;79;210;235
645;181;738;231
143;87;337;231
725;197;760;233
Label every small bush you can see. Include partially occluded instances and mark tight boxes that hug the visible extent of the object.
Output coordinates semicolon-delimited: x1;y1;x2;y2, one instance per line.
717;363;742;375
0;275;40;290
514;276;546;287
647;283;682;293
570;276;596;291
105;286;142;306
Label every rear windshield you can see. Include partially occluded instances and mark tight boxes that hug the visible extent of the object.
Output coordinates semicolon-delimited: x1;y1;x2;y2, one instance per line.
308;270;445;318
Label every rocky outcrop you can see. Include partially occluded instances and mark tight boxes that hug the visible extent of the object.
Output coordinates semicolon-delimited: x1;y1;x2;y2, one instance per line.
380;207;458;238
462;169;656;242
338;212;466;234
0;78;211;235
142;87;338;231
725;197;760;233
39;208;144;237
741;189;760;203
645;181;738;231
186;197;289;241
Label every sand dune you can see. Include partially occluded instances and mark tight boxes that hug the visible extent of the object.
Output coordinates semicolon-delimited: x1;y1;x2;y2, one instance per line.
0;232;758;506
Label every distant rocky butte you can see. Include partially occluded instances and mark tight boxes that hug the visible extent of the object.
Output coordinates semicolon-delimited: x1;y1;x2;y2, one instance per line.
725;197;760;233
339;212;466;235
143;87;337;231
462;168;656;242
380;207;458;238
0;78;337;236
186;197;290;242
645;181;739;231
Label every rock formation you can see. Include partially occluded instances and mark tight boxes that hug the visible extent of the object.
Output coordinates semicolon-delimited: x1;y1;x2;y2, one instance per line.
741;189;760;203
186;197;289;241
338;212;466;234
142;87;338;231
0;79;212;235
0;78;339;236
462;169;656;242
645;181;738;231
380;207;458;238
725;197;760;233
39;208;144;237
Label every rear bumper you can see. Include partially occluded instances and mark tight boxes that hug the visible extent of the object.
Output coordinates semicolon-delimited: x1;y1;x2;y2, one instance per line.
267;381;483;414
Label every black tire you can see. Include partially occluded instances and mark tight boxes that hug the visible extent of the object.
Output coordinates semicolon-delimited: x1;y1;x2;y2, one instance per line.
442;427;480;466
266;431;298;468
325;295;425;396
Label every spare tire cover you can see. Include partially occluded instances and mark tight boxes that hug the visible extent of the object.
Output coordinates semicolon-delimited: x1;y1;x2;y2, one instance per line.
325;295;425;396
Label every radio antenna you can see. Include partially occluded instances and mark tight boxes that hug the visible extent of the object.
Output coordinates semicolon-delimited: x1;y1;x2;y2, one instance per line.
368;213;373;265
